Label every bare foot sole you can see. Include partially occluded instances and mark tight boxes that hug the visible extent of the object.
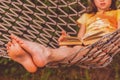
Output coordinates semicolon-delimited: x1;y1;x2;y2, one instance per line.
7;40;37;73
10;34;50;67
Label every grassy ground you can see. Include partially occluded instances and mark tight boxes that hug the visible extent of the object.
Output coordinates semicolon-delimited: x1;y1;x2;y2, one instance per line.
0;54;120;80
0;58;90;80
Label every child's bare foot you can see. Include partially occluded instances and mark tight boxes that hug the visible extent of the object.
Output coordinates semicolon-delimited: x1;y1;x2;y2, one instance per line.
7;40;37;73
10;34;51;67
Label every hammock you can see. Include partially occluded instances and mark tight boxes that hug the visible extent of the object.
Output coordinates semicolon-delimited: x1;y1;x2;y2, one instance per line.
0;0;120;68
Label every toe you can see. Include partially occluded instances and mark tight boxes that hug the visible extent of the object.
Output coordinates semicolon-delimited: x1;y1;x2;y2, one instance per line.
6;41;12;50
11;34;24;44
7;41;12;47
12;39;17;44
10;34;16;40
7;45;13;56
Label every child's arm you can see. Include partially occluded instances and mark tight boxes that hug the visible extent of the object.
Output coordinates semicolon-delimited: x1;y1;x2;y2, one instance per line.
77;23;86;39
118;20;120;29
58;24;86;46
118;9;120;29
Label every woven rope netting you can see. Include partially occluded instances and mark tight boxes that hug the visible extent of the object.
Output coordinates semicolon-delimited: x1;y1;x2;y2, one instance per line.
0;0;120;68
0;0;86;57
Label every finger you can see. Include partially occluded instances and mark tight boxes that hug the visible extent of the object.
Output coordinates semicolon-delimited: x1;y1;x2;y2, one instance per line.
58;36;63;42
62;30;67;36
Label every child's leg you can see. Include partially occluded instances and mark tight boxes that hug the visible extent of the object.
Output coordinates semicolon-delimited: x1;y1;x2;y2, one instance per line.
10;34;86;67
7;40;37;73
10;34;111;68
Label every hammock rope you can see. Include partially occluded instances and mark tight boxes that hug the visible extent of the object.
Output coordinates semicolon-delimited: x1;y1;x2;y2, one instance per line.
46;29;120;68
0;0;120;68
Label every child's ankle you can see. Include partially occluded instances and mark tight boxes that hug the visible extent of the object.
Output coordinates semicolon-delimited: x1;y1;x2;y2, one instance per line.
44;48;52;64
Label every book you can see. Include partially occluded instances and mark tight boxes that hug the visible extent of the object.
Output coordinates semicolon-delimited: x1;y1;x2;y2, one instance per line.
59;36;83;46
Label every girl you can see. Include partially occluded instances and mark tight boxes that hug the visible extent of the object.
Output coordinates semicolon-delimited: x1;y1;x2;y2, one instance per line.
59;0;120;46
7;0;120;73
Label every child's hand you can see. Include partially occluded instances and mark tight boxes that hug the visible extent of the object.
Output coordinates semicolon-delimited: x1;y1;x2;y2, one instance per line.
58;31;67;42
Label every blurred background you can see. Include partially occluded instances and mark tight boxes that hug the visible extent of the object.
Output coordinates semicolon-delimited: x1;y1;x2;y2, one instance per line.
0;0;120;80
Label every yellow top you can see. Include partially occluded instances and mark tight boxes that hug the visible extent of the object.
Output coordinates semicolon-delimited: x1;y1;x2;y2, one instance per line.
76;9;120;45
